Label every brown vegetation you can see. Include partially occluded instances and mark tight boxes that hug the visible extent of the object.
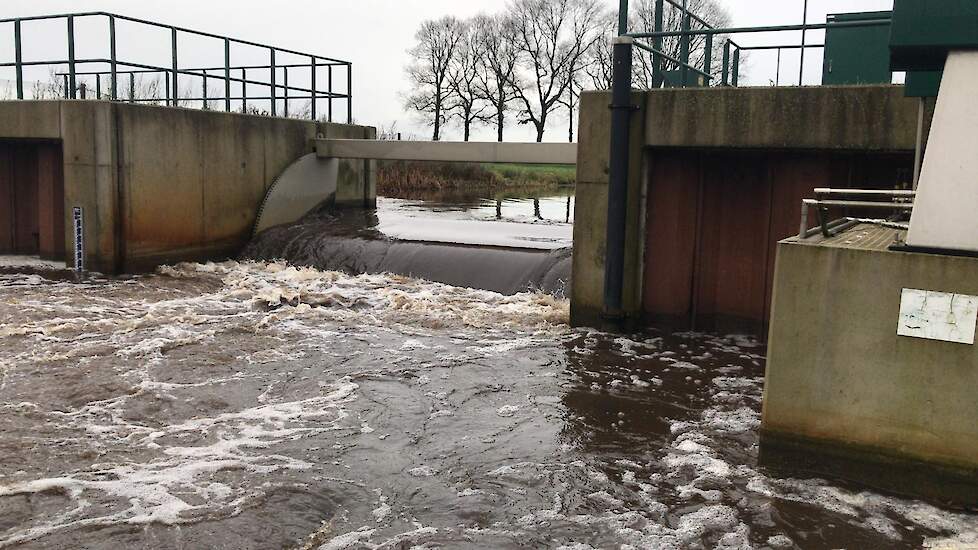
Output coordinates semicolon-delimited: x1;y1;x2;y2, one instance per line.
376;160;575;197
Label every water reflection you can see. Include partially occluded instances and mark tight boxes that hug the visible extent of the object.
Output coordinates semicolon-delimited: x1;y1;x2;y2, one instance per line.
382;186;576;225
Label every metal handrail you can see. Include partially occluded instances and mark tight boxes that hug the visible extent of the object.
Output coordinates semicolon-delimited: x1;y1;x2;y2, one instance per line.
618;0;892;89
799;191;914;240
2;11;353;122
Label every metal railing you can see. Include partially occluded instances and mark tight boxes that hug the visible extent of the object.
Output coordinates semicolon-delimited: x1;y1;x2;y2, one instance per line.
618;0;892;88
0;12;353;122
799;188;915;239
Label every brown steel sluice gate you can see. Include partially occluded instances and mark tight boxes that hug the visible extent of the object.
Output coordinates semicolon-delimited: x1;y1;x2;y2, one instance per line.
0;140;64;260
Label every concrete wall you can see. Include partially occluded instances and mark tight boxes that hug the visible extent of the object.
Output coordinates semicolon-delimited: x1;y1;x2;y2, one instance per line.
571;91;648;329
0;100;374;273
763;239;978;503
571;85;922;330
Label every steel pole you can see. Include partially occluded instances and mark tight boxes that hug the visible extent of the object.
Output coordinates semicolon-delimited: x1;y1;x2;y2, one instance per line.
328;65;333;122
703;34;713;86
67;16;77;99
722;40;730;86
346;63;352;124
270;48;276;117
224;38;231;112
171;27;178;106
679;0;690;87
799;0;808;86
310;57;317;121
732;47;740;86
109;16;118;100
14;20;23;99
603;36;634;321
652;0;664;87
618;0;629;36
283;66;289;118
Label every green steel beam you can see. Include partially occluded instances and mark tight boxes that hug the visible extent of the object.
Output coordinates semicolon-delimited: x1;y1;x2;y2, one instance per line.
171;28;178;107
618;0;629;35
109;15;117;100
652;0;664;87
721;41;730;85
67;16;76;99
628;18;890;38
224;38;231;112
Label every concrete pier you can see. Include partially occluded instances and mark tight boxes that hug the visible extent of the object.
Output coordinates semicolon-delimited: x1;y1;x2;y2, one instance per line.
762;226;978;503
0;100;374;273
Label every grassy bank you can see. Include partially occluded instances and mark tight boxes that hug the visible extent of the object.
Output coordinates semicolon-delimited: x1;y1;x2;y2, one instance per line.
377;160;576;197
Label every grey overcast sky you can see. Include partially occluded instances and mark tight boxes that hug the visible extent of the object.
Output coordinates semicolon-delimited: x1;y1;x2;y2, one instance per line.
2;0;893;142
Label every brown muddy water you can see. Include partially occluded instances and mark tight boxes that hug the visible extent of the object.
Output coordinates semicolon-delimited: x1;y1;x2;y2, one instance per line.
1;191;977;549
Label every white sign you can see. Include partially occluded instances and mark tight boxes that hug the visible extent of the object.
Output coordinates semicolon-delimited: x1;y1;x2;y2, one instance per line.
898;289;978;345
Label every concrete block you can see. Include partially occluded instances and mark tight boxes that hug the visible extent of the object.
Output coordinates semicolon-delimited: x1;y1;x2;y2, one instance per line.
762;238;978;503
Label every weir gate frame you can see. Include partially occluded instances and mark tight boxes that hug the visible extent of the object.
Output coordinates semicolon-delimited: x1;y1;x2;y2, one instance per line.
602;0;896;321
0;12;353;123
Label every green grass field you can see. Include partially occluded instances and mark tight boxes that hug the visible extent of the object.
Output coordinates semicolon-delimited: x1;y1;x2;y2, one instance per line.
482;163;577;186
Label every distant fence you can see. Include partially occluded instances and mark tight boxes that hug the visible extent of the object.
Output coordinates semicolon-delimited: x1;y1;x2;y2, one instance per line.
0;12;353;122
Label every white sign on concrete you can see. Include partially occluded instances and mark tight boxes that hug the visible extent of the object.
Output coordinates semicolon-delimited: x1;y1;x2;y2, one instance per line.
898;289;978;345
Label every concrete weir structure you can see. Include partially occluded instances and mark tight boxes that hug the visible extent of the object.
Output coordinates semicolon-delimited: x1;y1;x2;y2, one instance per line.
0;100;374;273
571;85;923;333
763;226;978;503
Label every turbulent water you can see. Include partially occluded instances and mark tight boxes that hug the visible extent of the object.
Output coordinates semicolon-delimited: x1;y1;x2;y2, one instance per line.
243;205;573;297
1;262;976;549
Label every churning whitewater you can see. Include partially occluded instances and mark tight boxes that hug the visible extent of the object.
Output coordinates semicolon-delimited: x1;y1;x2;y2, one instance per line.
0;262;976;549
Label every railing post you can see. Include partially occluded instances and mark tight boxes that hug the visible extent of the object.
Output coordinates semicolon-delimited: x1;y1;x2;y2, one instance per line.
67;16;77;99
270;48;277;117
618;0;629;35
171;28;179;107
96;74;101;99
165;72;171;106
109;15;117;100
346;63;352;124
224;38;231;112
310;57;317;121
799;0;808;86
129;73;135;102
14;19;23;100
722;40;730;86
63;75;69;99
703;34;713;86
776;48;782;86
732;47;740;87
283;66;289;118
202;70;208;109
603;36;634;321
679;3;691;87
652;0;664;88
328;65;333;122
241;68;247;112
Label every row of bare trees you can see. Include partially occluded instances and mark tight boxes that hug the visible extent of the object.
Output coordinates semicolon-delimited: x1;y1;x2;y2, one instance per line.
405;0;731;143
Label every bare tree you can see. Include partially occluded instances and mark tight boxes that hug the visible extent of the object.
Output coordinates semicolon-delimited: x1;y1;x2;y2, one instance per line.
404;16;465;141
473;14;521;142
581;11;618;90
508;0;604;142
631;0;732;87
446;22;489;142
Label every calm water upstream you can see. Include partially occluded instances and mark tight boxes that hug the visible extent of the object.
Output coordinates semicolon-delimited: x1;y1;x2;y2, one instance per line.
0;189;976;549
